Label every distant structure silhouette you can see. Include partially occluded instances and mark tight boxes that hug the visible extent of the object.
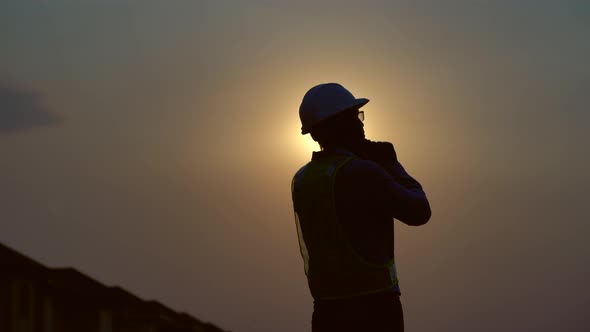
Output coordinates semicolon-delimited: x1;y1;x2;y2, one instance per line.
291;83;431;331
0;242;228;332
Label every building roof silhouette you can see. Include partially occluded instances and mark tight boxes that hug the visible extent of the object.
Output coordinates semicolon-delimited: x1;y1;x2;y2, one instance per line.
0;242;228;332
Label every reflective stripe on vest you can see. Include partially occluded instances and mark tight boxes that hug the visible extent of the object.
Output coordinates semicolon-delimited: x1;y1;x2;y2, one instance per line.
292;153;398;300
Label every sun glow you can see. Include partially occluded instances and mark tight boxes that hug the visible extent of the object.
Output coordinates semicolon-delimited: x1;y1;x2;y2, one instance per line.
278;120;319;167
301;134;319;153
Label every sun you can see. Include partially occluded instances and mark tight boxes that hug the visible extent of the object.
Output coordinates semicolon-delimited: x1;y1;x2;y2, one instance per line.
277;119;320;166
301;134;319;153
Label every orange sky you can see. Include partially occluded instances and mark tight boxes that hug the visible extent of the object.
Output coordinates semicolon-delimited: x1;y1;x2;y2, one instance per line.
1;1;589;331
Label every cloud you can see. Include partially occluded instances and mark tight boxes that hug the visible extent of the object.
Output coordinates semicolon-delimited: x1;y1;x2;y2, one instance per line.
0;82;62;133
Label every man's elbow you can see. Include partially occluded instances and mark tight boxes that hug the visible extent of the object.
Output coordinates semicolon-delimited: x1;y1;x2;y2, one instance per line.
406;202;431;226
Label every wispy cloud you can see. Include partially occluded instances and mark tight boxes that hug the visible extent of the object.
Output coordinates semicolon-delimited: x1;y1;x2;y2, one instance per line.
0;82;62;133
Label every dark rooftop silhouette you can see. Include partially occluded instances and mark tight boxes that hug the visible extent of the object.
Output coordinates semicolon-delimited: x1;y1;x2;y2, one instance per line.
0;242;228;332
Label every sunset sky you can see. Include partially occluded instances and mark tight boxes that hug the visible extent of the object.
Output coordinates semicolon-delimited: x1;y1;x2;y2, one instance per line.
1;1;589;331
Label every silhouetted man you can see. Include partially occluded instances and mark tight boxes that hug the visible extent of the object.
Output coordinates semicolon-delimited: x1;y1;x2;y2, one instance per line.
291;83;431;332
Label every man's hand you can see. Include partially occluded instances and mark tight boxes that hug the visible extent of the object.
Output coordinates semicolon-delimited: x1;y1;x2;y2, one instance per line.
358;139;397;165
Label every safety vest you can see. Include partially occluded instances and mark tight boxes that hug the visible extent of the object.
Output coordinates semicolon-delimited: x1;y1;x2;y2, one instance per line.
291;152;398;300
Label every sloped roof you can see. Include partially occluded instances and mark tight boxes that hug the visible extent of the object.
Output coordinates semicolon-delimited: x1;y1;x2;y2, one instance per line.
0;241;229;331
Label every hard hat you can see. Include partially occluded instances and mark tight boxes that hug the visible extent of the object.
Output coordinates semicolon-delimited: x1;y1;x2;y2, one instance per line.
299;83;369;135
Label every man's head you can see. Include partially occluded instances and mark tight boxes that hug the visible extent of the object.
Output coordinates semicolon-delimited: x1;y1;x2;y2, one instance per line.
309;108;365;149
299;83;368;149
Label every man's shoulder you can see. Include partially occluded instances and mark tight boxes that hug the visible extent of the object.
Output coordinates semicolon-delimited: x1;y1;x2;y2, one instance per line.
340;158;389;177
336;158;393;189
291;162;312;192
293;162;311;179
